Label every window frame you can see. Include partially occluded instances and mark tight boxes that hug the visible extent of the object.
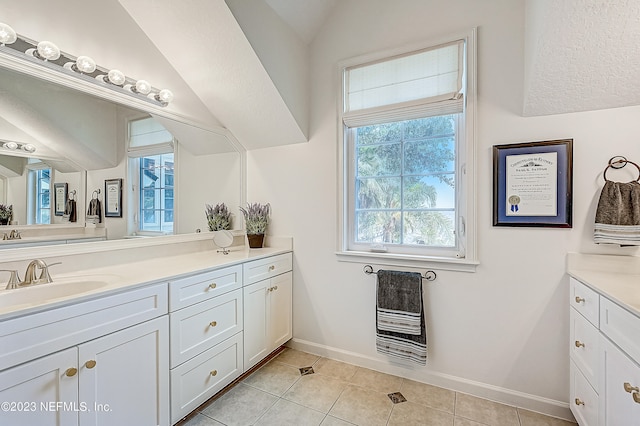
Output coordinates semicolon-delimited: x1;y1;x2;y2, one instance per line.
27;164;52;225
337;29;478;272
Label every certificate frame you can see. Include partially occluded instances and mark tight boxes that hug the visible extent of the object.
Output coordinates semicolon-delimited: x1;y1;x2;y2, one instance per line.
53;182;68;216
493;139;573;228
104;178;123;218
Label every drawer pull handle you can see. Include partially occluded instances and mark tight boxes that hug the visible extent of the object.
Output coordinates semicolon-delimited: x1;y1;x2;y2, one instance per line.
574;398;585;406
210;370;218;377
209;283;217;290
624;382;640;393
575;296;585;303
272;285;278;291
574;341;585;348
634;392;640;404
65;367;78;377
85;360;97;369
269;265;275;271
209;321;218;327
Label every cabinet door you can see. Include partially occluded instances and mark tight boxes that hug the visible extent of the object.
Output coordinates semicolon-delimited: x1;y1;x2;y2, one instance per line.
243;280;270;370
601;336;640;426
78;316;169;426
0;348;78;426
269;271;292;349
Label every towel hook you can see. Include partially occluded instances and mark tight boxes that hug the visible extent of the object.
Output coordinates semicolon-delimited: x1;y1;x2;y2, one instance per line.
69;190;76;200
92;189;101;200
603;156;640;182
363;264;436;281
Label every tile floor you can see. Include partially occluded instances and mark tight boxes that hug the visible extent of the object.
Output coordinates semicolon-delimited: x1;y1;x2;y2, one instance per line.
180;348;577;426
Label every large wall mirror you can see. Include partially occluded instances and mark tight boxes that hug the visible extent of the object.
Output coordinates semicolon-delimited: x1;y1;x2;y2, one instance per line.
0;61;245;248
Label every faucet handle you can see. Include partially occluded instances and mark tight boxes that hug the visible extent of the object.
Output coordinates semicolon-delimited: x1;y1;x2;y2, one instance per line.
38;262;61;283
0;269;22;289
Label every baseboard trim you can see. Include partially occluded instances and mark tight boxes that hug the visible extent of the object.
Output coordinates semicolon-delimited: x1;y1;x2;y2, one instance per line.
287;338;575;422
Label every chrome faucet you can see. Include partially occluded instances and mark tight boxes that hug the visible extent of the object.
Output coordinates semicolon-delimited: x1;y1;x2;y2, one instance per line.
1;259;60;289
2;230;21;240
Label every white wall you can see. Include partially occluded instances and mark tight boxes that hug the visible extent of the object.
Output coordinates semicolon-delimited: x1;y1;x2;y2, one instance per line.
247;0;640;418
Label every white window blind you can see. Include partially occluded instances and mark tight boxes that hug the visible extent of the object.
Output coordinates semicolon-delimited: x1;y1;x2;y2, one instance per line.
128;117;174;157
343;40;464;128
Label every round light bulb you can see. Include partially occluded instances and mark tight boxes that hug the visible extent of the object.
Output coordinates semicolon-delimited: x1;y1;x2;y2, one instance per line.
36;41;60;61
0;23;17;45
22;144;36;153
133;79;151;95
3;141;18;150
75;56;96;73
156;88;174;104
107;69;126;86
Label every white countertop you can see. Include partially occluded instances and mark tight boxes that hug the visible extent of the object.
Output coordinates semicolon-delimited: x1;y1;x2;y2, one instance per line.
567;253;640;317
0;245;291;321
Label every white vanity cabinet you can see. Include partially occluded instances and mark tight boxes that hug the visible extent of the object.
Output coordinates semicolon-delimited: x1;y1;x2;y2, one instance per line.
168;265;244;424
568;277;640;426
0;283;169;426
243;253;293;370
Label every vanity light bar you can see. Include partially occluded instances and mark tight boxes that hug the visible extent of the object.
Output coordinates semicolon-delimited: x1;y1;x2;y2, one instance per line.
0;23;173;107
1;140;36;153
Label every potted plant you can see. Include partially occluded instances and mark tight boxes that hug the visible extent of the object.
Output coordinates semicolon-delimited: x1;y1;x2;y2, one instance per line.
205;203;232;231
239;202;270;248
0;204;12;225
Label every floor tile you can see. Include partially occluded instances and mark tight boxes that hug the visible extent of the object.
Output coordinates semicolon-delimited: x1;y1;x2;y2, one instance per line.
255;398;326;426
388;401;454;426
314;357;359;381
518;408;577;426
455;393;520;426
348;367;404;394
283;372;348;413
320;415;357;425
181;413;225;426
400;378;456;413
454;417;488;426
200;383;277;425
275;348;321;367
242;360;301;396
328;384;393;426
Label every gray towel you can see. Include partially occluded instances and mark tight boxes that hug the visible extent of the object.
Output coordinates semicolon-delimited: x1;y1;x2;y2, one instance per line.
375;270;426;365
87;198;102;224
594;181;640;245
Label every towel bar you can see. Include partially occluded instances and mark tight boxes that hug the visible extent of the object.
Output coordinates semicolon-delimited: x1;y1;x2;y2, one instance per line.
363;264;436;281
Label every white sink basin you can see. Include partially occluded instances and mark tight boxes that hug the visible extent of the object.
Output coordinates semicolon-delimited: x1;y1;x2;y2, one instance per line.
0;275;116;308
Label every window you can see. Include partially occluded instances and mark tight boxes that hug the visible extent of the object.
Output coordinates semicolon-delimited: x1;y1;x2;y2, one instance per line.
28;167;51;224
339;31;477;270
128;117;175;235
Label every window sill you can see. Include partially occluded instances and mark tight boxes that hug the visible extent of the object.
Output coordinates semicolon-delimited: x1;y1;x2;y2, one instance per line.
336;250;478;273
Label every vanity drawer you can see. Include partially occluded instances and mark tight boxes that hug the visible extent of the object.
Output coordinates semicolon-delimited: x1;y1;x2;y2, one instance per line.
169;265;242;312
570;306;600;390
570;278;599;327
0;283;167;371
600;297;640;363
570;360;599;426
169;289;243;367
170;332;243;424
243;253;292;285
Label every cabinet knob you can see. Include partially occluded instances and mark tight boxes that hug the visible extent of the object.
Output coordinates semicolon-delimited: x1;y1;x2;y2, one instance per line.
633;392;640;404
210;370;218;377
272;285;278;291
574;341;585;348
268;265;275;271
574;398;585;406
209;321;218;327
209;283;217;290
65;367;78;377
85;360;97;369
575;296;585;303
624;382;640;393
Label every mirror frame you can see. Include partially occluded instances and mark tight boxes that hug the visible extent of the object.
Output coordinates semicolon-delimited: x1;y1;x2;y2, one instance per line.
0;49;247;256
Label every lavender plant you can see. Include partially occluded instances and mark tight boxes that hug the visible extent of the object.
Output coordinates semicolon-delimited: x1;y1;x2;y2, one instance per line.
205;203;232;231
0;204;12;221
239;202;270;235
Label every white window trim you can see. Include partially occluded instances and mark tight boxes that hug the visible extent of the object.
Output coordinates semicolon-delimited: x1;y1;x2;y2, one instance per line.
336;28;478;273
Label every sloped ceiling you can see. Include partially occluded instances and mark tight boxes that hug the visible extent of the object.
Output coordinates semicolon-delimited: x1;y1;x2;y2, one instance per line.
524;0;640;116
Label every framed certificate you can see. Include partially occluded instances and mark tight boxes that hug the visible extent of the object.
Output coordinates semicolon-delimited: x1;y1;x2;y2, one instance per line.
493;139;573;227
54;182;68;216
104;178;123;218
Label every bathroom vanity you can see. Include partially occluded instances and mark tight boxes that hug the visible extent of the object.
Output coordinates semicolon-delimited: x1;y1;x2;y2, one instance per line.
567;253;640;426
0;235;293;426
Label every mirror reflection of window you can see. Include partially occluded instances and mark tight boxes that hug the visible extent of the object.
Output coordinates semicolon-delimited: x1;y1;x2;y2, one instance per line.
29;168;51;224
128;117;175;236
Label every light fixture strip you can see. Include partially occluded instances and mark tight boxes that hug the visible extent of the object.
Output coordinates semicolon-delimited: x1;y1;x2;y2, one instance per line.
0;29;172;107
